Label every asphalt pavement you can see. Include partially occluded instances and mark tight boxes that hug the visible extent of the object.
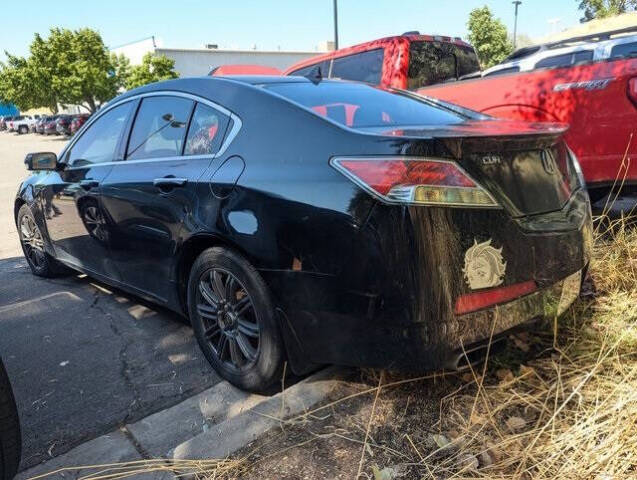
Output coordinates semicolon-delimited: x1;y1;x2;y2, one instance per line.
0;132;221;470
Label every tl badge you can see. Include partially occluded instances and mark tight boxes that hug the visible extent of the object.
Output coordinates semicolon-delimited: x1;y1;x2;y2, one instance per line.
463;239;507;290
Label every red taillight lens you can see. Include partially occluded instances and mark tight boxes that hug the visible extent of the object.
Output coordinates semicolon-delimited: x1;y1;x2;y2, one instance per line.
331;157;499;207
628;77;637;107
454;280;537;315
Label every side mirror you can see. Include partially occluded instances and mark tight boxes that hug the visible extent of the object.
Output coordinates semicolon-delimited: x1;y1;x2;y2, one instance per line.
25;152;58;171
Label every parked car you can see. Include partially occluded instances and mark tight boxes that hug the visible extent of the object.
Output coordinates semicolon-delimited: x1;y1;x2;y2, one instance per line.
55;115;74;136
34;117;48;134
15;77;592;391
29;115;42;133
5;116;23;133
0;116;13;132
11;115;38;135
42;115;61;135
0;356;21;480
284;32;480;89
420;27;637;201
69;114;90;135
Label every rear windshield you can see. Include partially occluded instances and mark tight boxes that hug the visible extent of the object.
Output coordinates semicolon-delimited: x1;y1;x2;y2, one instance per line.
266;81;466;128
407;41;480;89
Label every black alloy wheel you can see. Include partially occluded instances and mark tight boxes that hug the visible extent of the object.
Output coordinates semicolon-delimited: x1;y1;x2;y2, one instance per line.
17;204;69;278
197;268;260;370
188;247;284;392
18;208;47;273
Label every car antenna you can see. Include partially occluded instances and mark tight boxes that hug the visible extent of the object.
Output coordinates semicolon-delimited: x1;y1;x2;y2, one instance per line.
305;65;323;85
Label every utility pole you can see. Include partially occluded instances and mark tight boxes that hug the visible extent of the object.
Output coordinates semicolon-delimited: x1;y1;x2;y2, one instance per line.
512;1;522;49
333;0;339;50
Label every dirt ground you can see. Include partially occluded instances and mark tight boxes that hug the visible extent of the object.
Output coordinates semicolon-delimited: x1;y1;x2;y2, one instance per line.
227;330;545;480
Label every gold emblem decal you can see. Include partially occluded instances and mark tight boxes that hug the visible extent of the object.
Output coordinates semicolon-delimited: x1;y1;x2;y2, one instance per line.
463;239;507;290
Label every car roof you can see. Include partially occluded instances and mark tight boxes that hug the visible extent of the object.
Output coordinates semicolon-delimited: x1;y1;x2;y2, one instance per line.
484;27;637;75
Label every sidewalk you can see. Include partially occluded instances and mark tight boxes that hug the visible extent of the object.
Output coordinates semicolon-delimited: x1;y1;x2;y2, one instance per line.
17;367;346;480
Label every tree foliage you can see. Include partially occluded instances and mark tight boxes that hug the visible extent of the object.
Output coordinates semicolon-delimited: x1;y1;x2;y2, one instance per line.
467;6;514;69
125;53;179;90
578;0;637;21
0;29;178;113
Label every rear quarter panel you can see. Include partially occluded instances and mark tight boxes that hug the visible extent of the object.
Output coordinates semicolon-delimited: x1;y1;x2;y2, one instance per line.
420;59;637;186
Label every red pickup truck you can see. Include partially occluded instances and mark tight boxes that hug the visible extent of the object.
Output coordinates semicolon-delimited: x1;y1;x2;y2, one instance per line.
286;28;637;202
283;32;481;90
421;28;637;201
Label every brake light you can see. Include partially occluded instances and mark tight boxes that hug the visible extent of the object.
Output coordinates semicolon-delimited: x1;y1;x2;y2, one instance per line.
331;157;499;207
628;77;637;107
454;280;537;315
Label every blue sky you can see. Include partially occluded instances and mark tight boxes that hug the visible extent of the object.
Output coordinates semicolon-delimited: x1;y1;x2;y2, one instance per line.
1;0;582;61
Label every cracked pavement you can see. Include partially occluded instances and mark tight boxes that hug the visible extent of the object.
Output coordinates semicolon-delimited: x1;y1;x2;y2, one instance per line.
0;134;221;470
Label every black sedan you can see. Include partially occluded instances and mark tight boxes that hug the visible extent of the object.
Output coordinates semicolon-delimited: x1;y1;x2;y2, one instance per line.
14;77;592;391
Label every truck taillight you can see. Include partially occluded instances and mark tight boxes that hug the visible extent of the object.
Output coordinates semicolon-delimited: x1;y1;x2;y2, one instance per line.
628;77;637;107
331;157;499;207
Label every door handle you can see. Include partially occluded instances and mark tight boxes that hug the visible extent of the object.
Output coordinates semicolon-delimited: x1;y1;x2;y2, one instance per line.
80;180;99;190
153;177;188;189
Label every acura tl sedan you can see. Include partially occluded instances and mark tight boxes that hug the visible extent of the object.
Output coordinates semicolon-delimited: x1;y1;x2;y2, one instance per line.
15;76;592;391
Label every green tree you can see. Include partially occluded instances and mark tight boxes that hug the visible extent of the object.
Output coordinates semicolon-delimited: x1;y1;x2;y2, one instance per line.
110;53;132;92
46;28;119;112
125;53;179;90
0;28;123;113
578;0;637;21
467;6;514;69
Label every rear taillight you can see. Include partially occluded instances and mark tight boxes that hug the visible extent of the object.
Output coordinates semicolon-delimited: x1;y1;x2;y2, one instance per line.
331;157;499;207
628;77;637;107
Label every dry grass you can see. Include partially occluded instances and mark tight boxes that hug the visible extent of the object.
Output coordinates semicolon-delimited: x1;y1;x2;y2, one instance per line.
421;215;637;479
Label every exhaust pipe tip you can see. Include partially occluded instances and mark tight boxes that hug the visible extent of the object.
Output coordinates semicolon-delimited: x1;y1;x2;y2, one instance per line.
444;336;507;371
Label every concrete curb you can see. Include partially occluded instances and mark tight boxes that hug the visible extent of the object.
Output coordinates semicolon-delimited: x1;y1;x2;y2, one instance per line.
171;366;347;460
17;367;347;479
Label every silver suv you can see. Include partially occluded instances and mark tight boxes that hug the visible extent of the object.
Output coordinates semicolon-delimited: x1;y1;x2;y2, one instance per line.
483;26;637;77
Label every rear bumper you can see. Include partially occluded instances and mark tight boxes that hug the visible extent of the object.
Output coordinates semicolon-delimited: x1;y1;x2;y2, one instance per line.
268;267;585;371
265;190;593;373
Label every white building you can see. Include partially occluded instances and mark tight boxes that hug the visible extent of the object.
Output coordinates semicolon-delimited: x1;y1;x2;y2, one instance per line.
110;36;325;76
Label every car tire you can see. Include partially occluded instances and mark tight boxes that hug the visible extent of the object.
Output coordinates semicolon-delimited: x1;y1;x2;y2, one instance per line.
188;247;285;392
0;357;21;480
18;126;27;135
17;204;70;278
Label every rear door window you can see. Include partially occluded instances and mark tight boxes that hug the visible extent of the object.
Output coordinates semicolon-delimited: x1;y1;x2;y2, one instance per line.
184;103;230;155
127;96;194;160
407;42;480;89
610;42;637;59
330;49;384;84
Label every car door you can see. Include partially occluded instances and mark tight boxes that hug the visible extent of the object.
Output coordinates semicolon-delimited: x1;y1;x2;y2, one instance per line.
99;93;232;304
41;101;136;279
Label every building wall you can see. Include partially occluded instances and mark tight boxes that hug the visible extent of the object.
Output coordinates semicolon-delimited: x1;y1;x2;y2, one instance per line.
111;37;157;65
155;48;319;76
0;103;19;116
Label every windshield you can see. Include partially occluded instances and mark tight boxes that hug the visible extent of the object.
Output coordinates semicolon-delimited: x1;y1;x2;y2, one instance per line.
266;81;466;128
